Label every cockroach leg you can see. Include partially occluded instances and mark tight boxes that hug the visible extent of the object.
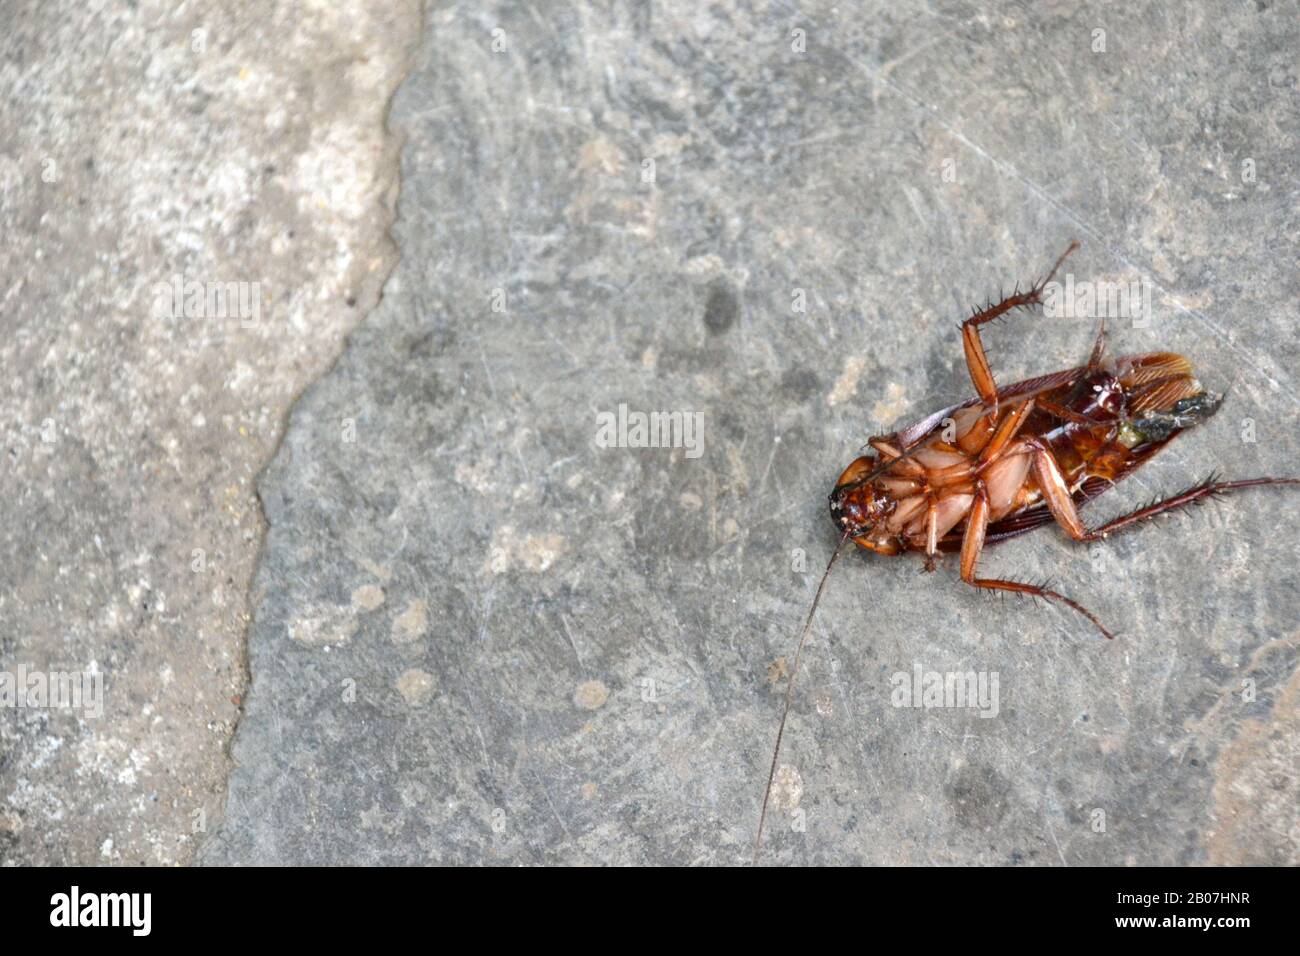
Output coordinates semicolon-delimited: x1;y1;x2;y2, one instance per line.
976;398;1036;464
838;428;946;498
959;479;1114;639
869;437;925;477
923;501;940;571
1027;440;1087;539
1081;475;1300;541
961;317;1000;411
928;460;975;487
1035;398;1099;427
1029;439;1300;545
960;241;1080;419
868;437;903;459
931;412;1037;488
967;576;1114;640
958;483;991;577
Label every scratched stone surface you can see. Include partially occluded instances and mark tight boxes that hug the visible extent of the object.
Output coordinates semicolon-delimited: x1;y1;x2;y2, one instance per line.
202;1;1300;865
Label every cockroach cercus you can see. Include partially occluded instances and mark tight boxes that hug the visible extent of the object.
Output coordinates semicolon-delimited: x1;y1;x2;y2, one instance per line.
753;240;1299;863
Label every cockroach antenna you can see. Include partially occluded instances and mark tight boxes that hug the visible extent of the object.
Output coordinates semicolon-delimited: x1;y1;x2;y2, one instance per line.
753;527;852;865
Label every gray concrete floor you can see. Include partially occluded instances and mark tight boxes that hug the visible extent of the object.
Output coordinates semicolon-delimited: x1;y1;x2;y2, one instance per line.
4;1;1299;866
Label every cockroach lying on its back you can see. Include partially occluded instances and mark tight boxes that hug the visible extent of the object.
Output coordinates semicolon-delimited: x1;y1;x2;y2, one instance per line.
754;240;1299;863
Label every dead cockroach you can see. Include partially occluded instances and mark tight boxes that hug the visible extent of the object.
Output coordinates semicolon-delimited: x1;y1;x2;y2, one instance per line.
753;240;1298;863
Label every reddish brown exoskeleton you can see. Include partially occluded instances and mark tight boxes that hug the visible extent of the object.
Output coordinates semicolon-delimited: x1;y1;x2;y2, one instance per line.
753;241;1299;863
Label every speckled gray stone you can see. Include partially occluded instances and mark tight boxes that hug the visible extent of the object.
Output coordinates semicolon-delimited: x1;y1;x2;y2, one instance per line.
201;0;1300;865
0;0;419;865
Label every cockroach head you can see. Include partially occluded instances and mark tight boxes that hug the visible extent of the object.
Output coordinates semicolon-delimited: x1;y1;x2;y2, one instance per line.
828;478;895;538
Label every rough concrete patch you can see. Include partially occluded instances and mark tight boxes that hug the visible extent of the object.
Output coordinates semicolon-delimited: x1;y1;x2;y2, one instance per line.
391;599;429;644
573;680;610;711
827;354;872;407
772;765;804;812
0;0;422;865
485;526;569;574
870;383;909;428
351;584;387;611
395;669;436;708
1207;650;1300;865
288;604;360;648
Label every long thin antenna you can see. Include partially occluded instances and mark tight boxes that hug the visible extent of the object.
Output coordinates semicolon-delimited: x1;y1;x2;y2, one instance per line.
753;528;851;865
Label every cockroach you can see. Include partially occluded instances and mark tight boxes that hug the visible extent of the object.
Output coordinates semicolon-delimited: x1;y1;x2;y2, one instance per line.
753;240;1299;863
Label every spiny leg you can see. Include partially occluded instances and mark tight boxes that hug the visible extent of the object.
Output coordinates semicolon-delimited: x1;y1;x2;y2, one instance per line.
959;480;1114;639
1026;440;1087;539
976;398;1036;465
923;499;940;572
1083;476;1300;539
868;437;904;459
936;392;1038;481
1025;439;1300;544
867;437;925;477
1035;398;1100;427
1094;480;1297;543
961;240;1080;413
911;398;1036;491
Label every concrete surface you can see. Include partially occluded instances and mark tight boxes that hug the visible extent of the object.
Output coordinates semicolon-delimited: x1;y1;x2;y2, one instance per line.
200;1;1300;865
5;0;1298;867
0;0;420;864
